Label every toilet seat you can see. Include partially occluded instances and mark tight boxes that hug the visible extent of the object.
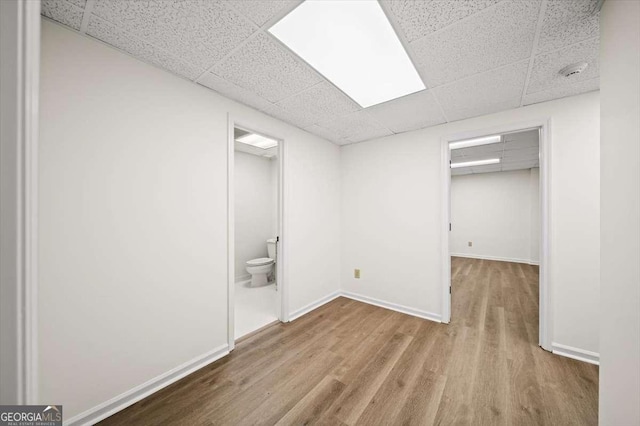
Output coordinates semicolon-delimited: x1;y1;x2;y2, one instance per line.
246;257;274;266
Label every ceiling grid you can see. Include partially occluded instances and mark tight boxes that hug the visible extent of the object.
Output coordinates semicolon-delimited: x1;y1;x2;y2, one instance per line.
41;0;601;146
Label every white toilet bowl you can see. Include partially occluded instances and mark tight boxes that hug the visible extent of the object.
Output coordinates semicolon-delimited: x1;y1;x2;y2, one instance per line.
246;257;274;287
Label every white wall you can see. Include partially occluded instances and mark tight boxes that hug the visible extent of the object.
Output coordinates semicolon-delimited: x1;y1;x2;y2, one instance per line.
529;168;540;264
39;21;341;419
451;169;539;264
234;151;276;281
341;91;600;355
599;1;640;424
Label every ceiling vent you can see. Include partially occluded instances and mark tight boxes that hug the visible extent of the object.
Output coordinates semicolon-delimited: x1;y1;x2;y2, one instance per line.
559;62;589;78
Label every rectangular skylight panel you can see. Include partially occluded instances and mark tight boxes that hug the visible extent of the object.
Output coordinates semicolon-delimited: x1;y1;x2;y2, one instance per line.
268;0;425;108
236;133;278;149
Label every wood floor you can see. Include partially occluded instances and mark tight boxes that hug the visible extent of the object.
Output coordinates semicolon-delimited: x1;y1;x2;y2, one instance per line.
100;257;598;425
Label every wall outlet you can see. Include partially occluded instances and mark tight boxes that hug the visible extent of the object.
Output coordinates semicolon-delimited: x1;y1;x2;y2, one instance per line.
468;241;473;247
354;269;361;279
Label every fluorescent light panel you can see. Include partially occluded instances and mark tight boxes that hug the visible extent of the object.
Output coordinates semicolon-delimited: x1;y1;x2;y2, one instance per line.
268;0;425;108
451;158;501;169
449;135;501;150
236;133;278;150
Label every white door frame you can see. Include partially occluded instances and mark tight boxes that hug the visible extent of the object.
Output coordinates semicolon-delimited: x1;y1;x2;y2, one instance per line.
441;118;552;351
227;115;288;351
0;0;40;404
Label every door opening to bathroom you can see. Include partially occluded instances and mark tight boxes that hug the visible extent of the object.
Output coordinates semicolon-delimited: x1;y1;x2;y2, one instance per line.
442;122;550;352
228;121;286;350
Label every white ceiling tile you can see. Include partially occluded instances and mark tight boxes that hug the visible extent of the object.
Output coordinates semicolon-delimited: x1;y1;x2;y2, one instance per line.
411;0;540;87
41;0;84;30
451;150;467;160
91;0;256;70
276;82;361;127
504;148;539;161
526;37;599;94
259;102;318;129
456;144;503;157
319;110;392;142
347;127;395;144
382;0;501;43
67;0;87;8
305;124;349;145
470;164;502;174
40;0;602;143
504;139;540;151
537;0;600;53
433;60;529;122
224;0;301;26
524;77;599;105
212;32;322;103
86;17;204;80
503;147;539;160
451;168;473;176
503;129;539;142
450;125;539;171
198;72;275;112
364;90;446;133
501;161;539;171
503;158;540;166
504;138;538;148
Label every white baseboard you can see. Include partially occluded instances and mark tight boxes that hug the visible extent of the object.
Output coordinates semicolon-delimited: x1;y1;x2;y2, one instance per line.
450;252;539;266
66;344;229;426
288;290;342;321
551;342;599;365
341;291;442;324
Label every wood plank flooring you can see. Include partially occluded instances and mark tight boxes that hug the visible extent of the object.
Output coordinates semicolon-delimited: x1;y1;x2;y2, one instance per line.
100;257;598;425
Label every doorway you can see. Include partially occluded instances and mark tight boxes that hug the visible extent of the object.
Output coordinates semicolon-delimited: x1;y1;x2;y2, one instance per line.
227;119;286;350
441;121;551;351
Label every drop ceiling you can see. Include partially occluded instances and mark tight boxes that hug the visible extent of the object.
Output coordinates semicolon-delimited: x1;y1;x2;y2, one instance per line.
451;128;539;175
41;0;601;146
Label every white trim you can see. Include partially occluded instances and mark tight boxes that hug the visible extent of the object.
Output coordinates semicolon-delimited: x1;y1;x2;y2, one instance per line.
65;345;229;426
450;253;540;266
551;342;600;365
538;122;552;352
288;291;342;321
227;116;288;349
0;0;40;405
227;115;236;351
441;119;552;351
277;131;289;322
341;291;442;323
441;137;452;324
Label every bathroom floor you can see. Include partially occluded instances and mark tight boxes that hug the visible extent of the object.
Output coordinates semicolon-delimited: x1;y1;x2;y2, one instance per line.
235;280;278;339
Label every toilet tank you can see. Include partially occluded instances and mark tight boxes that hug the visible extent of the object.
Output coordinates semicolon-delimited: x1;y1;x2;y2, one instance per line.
267;238;277;260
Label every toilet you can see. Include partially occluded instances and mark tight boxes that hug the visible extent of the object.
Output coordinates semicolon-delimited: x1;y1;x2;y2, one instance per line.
246;239;277;287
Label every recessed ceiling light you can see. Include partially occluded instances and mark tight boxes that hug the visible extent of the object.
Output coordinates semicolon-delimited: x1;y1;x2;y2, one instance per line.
268;0;425;108
236;133;278;150
449;135;501;150
451;158;501;169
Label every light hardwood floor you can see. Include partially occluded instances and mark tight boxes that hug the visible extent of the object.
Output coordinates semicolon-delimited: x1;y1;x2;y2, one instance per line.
100;257;598;425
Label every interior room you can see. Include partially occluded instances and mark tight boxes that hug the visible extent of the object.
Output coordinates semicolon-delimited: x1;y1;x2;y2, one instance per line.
233;127;280;339
450;129;540;266
1;0;638;425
